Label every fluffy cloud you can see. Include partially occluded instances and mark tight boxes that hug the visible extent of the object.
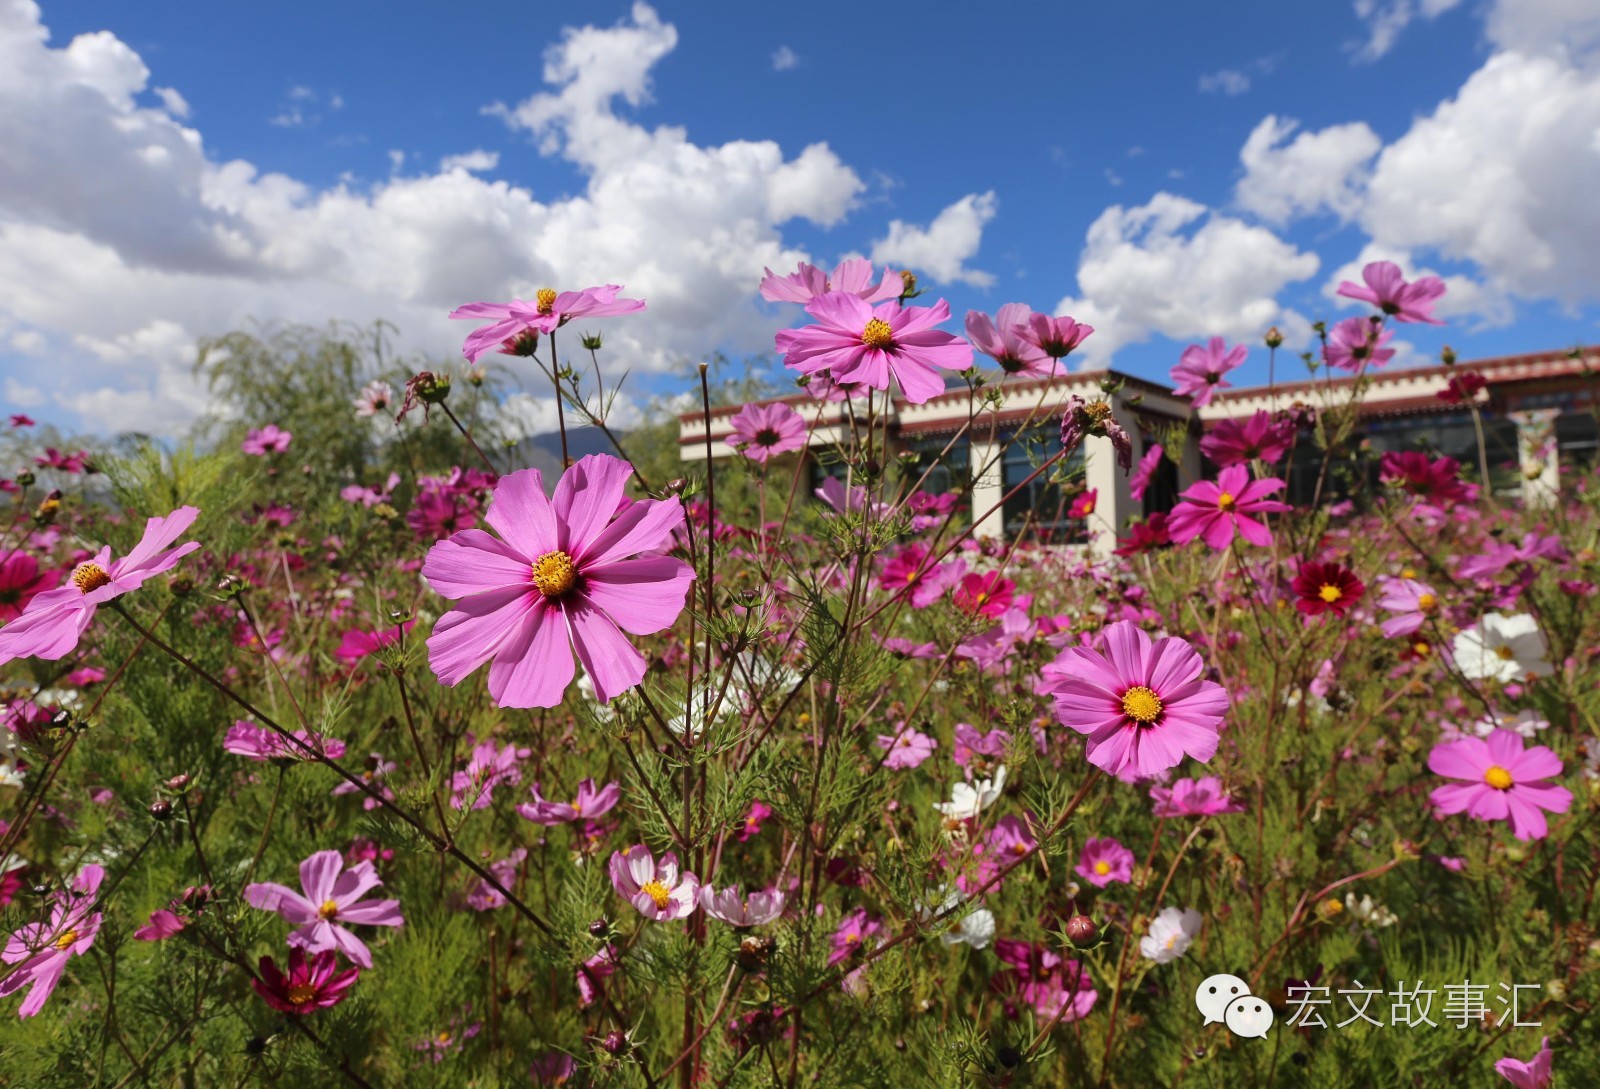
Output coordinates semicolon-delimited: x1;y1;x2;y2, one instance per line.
1350;0;1466;62
1052;193;1319;365
870;192;998;288
771;45;799;71
1234;115;1381;224
1485;0;1600;58
0;0;916;437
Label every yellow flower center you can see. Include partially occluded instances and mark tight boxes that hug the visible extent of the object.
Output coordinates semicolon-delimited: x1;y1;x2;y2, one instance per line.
1484;765;1514;790
437;1030;453;1044
1417;593;1437;612
319;899;339;920
641;879;672;910
1012;842;1028;856
536;288;558;314
1412;641;1431;657
1318;584;1342;603
286;983;318;1006
1121;685;1164;724
1093;860;1111;876
1401;567;1417;579
72;563;112;594
54;928;78;950
1495;645;1516;661
531;551;579;598
861;318;895;350
1216;492;1236;512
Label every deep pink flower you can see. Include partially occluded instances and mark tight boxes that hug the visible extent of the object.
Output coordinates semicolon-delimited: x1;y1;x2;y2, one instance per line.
35;448;89;473
1015;312;1093;360
1494;1036;1553;1088
450;740;527;811
1428;730;1571;841
759;258;903;304
993;941;1098;1023
133;909;186;942
699;885;786;927
9;415;33;428
517;778;621;825
966;304;1055;377
1170;337;1246;408
223;720;346;763
1323;317;1395;372
333;620;413;663
245;850;404;969
577;945;621;1007
1040;620;1230;779
0;552;52;623
875;724;937;769
827;908;882;966
953;571;1015;619
1166;466;1290;550
1336;260;1446;324
252;948;360;1015
1291;561;1365;618
726;402;808;462
450;285;645;362
1129;444;1164;502
774;294;972;405
1437;372;1488;405
0;863;103;1017
736;800;773;842
1199;412;1294;467
609;844;699;922
241;425;292;456
330;753;397;810
1149;775;1243;818
533;1052;579;1086
879;545;962;608
1379;451;1478;506
423;454;694;708
0;506;201;665
1075;836;1135;887
952;723;1010;769
1069;489;1098;520
1115;512;1172;556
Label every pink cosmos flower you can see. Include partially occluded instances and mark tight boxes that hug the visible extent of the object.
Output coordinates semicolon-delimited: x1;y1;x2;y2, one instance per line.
965;304;1055;377
252;948;360;1015
875;724;937;769
517;778;621;825
423;454;694;708
759;258;903;304
1323;317;1395;372
467;850;526;911
1015;312;1093;361
0;506;201;665
450;285;645;362
1149;775;1244;818
223;720;346;763
953;571;1014;619
333;620;413;663
699;885;787;927
736;800;773;842
352;379;394;418
1336;260;1446;324
1379;451;1478;506
1374;577;1440;638
0;863;103;1017
35;448;89;473
953;723;1010;769
1166;466;1290;550
726;402;808;463
1170;337;1246;408
1069;489;1098;520
414;1017;482;1062
331;753;397;809
245;851;404;969
774;294;972;405
1494;1036;1553;1089
1199;412;1294;467
993;941;1098;1023
450;740;527;811
1129;444;1164;502
987;815;1037;861
827;908;882;966
9;415;33;428
577;945;620;1008
1438;372;1488;405
133;909;186;942
1075;836;1135;887
609;844;699;922
0;552;53;623
1427;729;1572;841
879;545;963;608
533;1053;579;1086
241;425;292;456
1040;620;1230;780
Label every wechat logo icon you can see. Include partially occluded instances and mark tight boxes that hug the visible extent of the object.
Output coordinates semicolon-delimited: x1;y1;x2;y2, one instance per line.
1196;974;1273;1039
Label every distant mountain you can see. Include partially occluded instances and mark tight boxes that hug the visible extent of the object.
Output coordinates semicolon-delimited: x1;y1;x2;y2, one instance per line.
502;426;625;476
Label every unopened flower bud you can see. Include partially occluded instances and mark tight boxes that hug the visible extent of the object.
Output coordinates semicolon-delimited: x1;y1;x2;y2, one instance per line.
898;270;918;298
664;478;687;496
14;469;34;488
465;364;487;387
150;800;174;822
501;329;540;357
1265;326;1284;349
588;918;608;938
600;1031;629;1055
580;333;604;351
1440;345;1457;366
165;773;191;791
1066;914;1099;948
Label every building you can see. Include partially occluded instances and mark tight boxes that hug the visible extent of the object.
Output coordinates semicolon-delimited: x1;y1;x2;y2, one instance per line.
677;346;1599;556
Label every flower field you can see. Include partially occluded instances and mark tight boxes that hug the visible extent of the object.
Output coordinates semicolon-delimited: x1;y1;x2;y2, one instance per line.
0;263;1595;1087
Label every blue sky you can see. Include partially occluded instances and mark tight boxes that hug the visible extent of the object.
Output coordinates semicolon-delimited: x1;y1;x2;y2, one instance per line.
4;0;1599;435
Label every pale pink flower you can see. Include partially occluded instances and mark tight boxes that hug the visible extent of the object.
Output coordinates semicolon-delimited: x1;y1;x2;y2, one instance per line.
0;863;103;1017
775;294;972;405
726;402;808;462
245;850;404;969
965;304;1055;377
1336;260;1446;324
1170;338;1246;408
759;258;903;304
699;885;786;927
608;844;699;922
1075;836;1135;887
517;778;621;825
450;286;645;362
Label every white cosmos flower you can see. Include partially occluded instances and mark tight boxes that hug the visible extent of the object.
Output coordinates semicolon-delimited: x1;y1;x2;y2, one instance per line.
917;889;996;950
1451;613;1553;683
1467;709;1550;739
1348;894;1398;931
933;765;1007;820
1139;907;1202;964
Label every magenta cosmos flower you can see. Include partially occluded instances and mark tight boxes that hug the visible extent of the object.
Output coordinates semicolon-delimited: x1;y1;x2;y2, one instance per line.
1040;621;1229;779
449;739;526;810
1170;337;1246;408
1016;312;1093;361
517;777;621;825
1075;837;1135;888
252;948;360;1015
1199;411;1294;467
450;285;645;362
0;506;201;666
423;454;694;709
1149;775;1243;818
1166;465;1290;550
1129;444;1164;501
774;293;972;405
0;863;103;1018
1323;316;1395;372
726;401;808;462
1427;730;1571;841
1494;1037;1553;1089
965;303;1055;377
1336;260;1445;324
875;724;937;769
224;720;346;762
609;844;699;922
241;425;292;455
0;551;53;623
759;258;903;304
245;851;404;969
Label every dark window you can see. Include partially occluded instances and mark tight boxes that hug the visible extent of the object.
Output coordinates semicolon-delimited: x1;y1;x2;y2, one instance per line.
1001;426;1086;542
1556;411;1599;472
1140;437;1181;516
901;433;971;497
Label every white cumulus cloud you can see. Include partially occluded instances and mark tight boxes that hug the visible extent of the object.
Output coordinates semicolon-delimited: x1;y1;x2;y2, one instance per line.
1235;115;1381;224
870;191;999;288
